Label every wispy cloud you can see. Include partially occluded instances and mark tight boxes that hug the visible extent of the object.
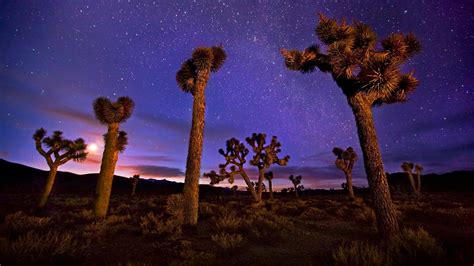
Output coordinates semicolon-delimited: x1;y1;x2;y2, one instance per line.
118;164;185;178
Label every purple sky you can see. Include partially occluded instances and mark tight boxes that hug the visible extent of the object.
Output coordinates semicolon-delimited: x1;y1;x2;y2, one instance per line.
1;0;473;189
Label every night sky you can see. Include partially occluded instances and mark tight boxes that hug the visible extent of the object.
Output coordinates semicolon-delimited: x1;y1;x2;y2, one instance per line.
1;1;473;189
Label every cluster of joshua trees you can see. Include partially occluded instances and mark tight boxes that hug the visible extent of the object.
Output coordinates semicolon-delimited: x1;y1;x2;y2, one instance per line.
33;13;421;239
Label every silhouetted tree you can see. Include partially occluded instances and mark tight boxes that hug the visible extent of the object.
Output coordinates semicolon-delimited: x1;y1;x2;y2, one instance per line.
33;128;87;208
93;96;134;218
415;164;423;194
264;171;274;199
231;185;238;198
246;133;290;201
280;13;421;238
176;46;227;225
289;175;303;198
333;147;358;199
401;162;417;195
204;134;289;203
130;174;140;197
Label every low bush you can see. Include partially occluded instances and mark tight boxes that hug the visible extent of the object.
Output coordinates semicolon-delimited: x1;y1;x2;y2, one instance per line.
211;233;244;250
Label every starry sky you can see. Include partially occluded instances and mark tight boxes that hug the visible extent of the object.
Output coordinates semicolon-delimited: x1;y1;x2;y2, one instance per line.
1;0;473;189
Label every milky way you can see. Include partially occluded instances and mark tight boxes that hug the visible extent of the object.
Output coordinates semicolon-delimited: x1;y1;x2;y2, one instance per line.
1;0;473;189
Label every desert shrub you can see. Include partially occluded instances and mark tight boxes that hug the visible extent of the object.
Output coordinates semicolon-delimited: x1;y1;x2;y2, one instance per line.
300;207;329;220
140;212;181;238
211;233;244;250
0;230;88;264
332;241;389;266
4;211;52;237
198;202;215;218
332;228;446;266
275;200;306;216
82;214;132;239
215;211;242;233
167;240;216;266
353;205;376;225
64;209;95;224
389;228;445;266
166;194;184;220
244;208;293;242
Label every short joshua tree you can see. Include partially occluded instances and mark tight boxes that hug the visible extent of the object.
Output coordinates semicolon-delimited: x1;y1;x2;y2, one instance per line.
93;96;134;218
264;171;274;199
280;13;422;238
333;147;358;199
204;134;290;203
176;46;227;226
401;162;417;195
231;185;238;198
33;128;87;208
130;174;140;197
414;164;423;194
289;175;303;198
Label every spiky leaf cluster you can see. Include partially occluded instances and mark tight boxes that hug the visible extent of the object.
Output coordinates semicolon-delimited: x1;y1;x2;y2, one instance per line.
131;174;140;185
93;96;135;125
281;13;421;105
103;130;128;153
415;164;423;173
246;133;290;170
289;175;302;186
33;128;88;166
264;171;274;181
401;161;414;172
176;46;227;94
332;146;358;172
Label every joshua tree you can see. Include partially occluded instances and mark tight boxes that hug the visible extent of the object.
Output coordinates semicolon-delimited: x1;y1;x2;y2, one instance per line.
93;96;134;218
246;133;290;201
33;128;87;208
130;174;140;197
264;171;274;199
415;164;423;194
280;13;421;238
176;46;227;225
333;147;358;199
289;175;303;198
204;134;290;203
231;185;238;198
401;162;417;195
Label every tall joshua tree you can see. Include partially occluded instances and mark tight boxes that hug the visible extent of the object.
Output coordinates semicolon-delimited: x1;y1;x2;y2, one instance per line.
415;164;423;194
204;134;289;203
333;147;358;199
93;96;134;218
130;174;140;197
33;129;87;208
176;46;227;225
264;171;274;199
289;175;303;198
401;162;417;195
280;13;421;238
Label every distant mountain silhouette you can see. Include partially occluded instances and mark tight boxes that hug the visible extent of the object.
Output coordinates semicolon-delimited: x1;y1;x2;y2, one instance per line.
0;159;225;197
0;159;472;196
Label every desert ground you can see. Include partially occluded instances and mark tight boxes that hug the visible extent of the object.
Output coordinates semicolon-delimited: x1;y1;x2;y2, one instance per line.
1;191;473;265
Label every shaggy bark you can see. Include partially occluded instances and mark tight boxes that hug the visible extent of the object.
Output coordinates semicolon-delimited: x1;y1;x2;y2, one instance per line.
94;123;120;218
256;168;265;202
38;165;58;208
241;170;258;202
348;94;399;238
416;172;421;194
406;171;417;194
183;69;209;225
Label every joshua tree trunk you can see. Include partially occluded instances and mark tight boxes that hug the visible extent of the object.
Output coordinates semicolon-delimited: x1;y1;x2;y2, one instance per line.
294;184;299;198
416;173;421;194
406;172;417;194
241;170;259;202
268;179;273;199
38;164;59;208
183;69;209;225
344;171;355;199
348;94;399;238
94;123;119;218
256;168;265;202
131;183;137;197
